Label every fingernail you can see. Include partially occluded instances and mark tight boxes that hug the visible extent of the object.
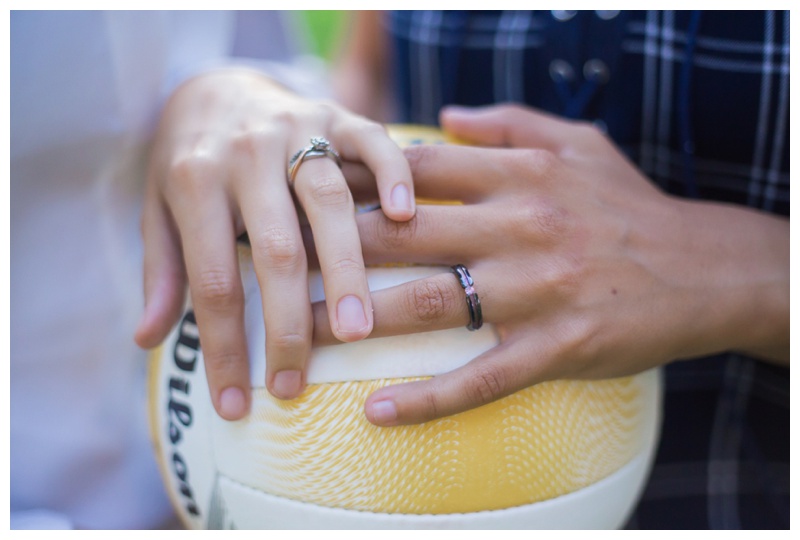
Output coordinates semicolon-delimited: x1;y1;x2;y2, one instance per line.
272;370;302;399
369;400;398;425
219;387;246;420
390;184;412;213
337;295;368;334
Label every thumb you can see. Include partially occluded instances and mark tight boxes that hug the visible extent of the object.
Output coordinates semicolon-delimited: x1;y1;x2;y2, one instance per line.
439;103;571;152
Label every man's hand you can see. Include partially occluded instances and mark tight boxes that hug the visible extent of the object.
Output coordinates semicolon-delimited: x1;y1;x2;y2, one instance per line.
313;104;789;426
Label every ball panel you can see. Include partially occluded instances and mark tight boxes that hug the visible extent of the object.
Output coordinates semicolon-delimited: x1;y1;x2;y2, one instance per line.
211;369;660;515
213;439;657;529
148;311;220;529
147;124;665;529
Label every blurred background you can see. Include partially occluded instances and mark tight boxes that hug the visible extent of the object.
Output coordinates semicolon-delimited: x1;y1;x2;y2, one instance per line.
302;10;347;61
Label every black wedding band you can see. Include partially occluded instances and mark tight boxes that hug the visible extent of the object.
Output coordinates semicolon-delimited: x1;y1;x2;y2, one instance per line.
450;264;483;331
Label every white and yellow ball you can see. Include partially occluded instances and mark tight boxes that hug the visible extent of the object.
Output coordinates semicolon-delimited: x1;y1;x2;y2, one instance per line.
147;126;662;529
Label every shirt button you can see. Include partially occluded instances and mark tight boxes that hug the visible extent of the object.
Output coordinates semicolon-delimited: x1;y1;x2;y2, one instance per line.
549;59;575;82
595;10;620;20
551;10;577;22
583;59;610;83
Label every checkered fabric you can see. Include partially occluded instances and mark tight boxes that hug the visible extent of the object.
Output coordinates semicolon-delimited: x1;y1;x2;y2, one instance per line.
386;10;789;529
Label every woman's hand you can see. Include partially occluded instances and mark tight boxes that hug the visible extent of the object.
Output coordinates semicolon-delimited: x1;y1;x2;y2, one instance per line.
134;68;415;420
313;104;789;426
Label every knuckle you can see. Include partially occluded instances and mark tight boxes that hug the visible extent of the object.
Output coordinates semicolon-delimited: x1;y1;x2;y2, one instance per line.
229;132;258;160
305;175;352;208
309;100;337;121
532;205;570;242
205;350;245;376
252;226;303;271
563;316;600;365
358;120;388;138
510;197;570;243
540;253;583;299
420;388;441;422
555;253;584;294
375;211;420;250
270;331;308;354
514;148;560;178
406;278;457;324
229;129;271;161
167;153;216;193
328;255;364;277
535;206;569;237
194;268;241;307
465;365;506;406
269;109;294;129
403;144;439;175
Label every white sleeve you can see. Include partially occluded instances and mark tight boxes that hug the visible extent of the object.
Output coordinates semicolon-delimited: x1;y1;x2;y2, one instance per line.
165;55;332;102
161;11;332;104
11;510;74;530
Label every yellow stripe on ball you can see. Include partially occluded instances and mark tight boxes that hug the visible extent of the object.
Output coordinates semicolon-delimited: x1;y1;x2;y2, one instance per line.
212;375;648;514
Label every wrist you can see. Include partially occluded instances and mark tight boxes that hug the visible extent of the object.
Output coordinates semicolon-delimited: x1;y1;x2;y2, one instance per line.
670;198;789;364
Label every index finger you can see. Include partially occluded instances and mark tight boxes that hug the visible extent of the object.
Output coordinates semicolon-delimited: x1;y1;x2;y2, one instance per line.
331;145;514;203
291;148;374;344
440;104;579;153
402;145;555;202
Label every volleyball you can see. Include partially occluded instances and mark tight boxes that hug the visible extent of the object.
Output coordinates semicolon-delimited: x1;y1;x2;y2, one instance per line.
147;125;662;529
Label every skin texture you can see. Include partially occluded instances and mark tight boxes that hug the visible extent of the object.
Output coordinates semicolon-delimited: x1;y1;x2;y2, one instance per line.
309;104;789;427
133;68;415;421
136;20;788;427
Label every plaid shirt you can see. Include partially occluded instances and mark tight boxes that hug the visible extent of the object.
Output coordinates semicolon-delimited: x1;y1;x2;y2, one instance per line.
386;10;789;529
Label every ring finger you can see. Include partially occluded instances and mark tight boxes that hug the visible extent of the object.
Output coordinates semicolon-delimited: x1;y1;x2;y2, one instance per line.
290;136;373;342
312;263;493;345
